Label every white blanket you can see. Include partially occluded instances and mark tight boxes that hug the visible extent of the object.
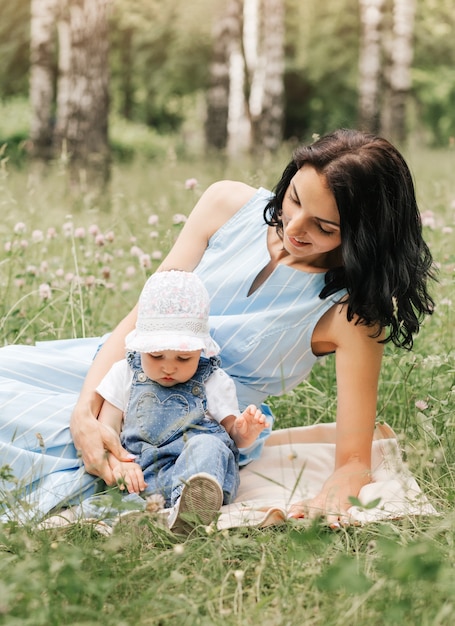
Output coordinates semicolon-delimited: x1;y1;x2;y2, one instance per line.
216;422;438;529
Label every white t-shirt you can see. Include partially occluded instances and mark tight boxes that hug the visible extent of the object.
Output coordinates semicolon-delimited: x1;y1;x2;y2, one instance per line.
96;359;241;425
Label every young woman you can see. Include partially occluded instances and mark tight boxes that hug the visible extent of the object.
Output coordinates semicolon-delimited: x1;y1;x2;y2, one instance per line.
0;129;434;526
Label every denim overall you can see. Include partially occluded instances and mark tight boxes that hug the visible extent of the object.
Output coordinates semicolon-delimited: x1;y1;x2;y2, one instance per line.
120;351;240;507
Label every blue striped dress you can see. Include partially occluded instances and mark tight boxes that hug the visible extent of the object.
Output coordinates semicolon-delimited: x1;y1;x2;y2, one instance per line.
0;188;341;521
194;188;340;408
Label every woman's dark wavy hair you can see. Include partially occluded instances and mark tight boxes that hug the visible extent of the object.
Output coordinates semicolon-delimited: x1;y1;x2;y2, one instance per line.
264;128;435;349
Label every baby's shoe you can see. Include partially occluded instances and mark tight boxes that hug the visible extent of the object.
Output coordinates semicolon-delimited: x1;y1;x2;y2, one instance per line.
168;472;223;535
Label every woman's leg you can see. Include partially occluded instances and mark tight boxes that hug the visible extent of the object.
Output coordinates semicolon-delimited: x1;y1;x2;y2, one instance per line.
0;339;101;522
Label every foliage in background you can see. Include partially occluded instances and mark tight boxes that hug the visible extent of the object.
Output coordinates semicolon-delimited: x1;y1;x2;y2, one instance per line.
0;0;454;148
284;0;361;139
109;0;220;133
0;0;30;97
412;0;455;145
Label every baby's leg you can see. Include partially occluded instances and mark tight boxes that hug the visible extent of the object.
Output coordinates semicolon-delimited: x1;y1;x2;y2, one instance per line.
170;433;239;506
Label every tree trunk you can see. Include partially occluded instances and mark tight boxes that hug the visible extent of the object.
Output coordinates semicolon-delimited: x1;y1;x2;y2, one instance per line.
29;0;59;160
254;0;284;152
381;0;416;142
204;0;241;151
53;0;110;192
358;0;385;132
205;0;283;156
227;0;251;156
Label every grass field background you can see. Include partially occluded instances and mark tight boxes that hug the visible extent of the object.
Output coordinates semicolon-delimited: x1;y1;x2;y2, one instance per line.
0;130;454;624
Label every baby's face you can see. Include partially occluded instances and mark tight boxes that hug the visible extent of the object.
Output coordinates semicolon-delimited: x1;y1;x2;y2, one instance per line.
140;349;201;386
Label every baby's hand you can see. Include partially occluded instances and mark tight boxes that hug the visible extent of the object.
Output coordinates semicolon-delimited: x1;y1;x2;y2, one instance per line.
110;459;147;494
233;405;270;448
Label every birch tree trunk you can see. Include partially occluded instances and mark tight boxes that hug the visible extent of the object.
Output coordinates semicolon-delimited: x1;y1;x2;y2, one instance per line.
227;43;251;155
53;0;110;191
29;0;59;160
204;0;241;151
381;0;416;142
234;0;286;156
253;0;284;152
227;0;252;156
358;0;385;132
205;0;284;156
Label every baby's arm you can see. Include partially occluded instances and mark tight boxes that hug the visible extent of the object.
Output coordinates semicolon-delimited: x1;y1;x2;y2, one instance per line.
98;399;147;494
98;396;123;437
221;405;270;449
205;369;269;448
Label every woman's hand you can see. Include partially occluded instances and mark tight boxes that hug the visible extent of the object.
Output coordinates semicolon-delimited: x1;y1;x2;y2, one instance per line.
70;398;132;485
69;307;139;483
288;459;372;527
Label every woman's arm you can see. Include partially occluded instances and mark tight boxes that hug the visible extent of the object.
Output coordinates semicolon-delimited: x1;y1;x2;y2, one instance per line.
290;304;384;525
70;180;257;481
70;307;138;482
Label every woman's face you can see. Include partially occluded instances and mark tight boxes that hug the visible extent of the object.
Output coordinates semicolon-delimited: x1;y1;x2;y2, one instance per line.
281;164;341;267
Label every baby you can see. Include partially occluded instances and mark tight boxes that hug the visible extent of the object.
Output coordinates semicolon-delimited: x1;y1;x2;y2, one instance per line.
96;270;269;533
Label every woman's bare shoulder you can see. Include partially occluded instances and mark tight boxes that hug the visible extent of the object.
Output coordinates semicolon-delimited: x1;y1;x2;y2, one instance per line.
158;181;258;272
201;180;258;217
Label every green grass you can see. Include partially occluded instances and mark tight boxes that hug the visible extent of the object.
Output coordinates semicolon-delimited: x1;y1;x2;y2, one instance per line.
0;140;454;625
